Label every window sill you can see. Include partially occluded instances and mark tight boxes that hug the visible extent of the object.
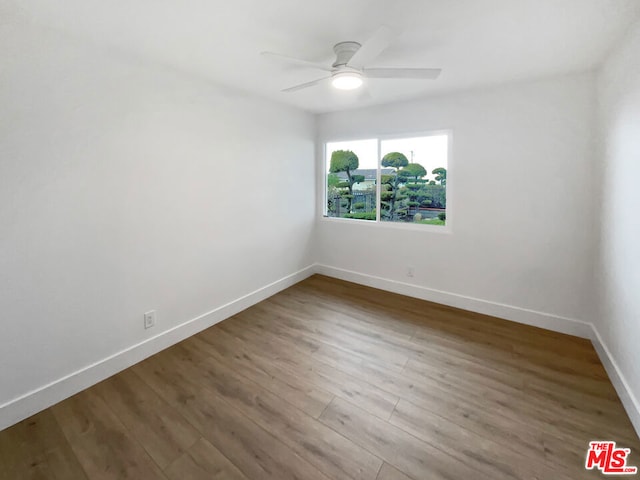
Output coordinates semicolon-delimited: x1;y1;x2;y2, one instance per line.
320;215;452;234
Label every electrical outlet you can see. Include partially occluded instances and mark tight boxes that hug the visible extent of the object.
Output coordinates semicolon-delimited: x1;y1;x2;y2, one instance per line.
407;267;415;278
144;310;156;329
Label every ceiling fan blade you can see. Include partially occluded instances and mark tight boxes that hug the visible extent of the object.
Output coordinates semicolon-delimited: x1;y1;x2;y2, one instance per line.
363;67;442;79
282;76;331;93
261;51;331;72
347;25;394;68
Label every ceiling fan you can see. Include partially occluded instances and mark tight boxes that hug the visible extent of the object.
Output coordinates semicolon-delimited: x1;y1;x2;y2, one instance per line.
261;26;442;93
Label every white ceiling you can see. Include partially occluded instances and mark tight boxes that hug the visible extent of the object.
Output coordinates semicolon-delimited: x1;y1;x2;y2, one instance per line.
7;0;640;113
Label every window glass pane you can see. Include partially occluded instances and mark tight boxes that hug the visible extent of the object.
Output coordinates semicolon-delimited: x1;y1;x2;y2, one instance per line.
326;139;378;220
379;135;448;226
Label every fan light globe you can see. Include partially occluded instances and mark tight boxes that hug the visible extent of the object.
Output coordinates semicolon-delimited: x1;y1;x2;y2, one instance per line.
331;72;363;90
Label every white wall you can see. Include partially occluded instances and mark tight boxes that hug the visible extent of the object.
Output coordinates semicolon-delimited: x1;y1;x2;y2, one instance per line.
596;19;640;426
316;74;597;331
0;21;315;424
4;12;634;434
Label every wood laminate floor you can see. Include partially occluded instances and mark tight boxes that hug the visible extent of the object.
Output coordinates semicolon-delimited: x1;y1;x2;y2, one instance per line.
1;275;638;479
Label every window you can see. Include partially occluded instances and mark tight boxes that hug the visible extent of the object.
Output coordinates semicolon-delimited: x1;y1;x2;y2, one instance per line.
325;132;449;228
325;139;378;221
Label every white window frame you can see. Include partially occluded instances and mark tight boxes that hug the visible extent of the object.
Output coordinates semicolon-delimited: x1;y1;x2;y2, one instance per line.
321;129;453;234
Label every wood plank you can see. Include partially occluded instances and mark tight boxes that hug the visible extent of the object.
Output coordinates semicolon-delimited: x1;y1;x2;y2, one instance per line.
169;349;383;480
214;319;400;419
303;276;598;363
273;288;417;342
0;410;88;480
92;369;201;470
133;353;332;480
375;463;415;480
389;399;575;480
409;316;605;380
401;355;624;442
304;276;589;342
189;331;334;418
309;341;548;459
311;326;628;471
164;437;248;480
319;397;491;480
409;328;617;402
1;274;637;480
51;390;166;480
248;302;410;371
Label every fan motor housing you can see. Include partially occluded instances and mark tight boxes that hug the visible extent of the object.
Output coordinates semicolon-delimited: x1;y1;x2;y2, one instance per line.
332;41;361;67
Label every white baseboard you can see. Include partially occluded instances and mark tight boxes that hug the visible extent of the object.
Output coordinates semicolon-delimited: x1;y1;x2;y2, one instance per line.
589;326;640;438
315;264;592;339
316;264;640;438
0;265;315;432
4;262;639;442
